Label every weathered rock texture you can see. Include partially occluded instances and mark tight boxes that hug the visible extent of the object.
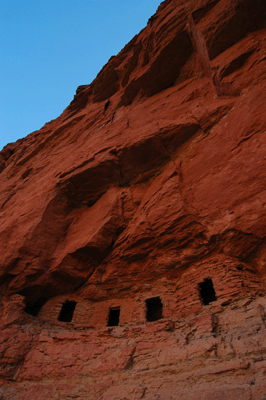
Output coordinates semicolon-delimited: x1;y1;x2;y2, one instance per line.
1;0;266;398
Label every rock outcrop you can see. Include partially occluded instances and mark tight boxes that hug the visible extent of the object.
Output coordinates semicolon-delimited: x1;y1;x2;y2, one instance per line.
1;0;266;398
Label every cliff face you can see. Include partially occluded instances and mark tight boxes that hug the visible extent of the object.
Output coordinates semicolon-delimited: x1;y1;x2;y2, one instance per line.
1;0;266;398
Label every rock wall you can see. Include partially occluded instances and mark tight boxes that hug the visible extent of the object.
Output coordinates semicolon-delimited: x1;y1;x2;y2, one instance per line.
1;0;266;398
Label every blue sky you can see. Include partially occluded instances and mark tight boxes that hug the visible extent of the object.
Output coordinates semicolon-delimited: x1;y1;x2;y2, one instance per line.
1;0;162;151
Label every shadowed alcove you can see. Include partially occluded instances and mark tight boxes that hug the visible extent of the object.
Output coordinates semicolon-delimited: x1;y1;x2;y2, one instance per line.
24;296;49;317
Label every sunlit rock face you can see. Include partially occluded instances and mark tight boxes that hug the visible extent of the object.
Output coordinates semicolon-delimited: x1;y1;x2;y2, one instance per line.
1;0;266;398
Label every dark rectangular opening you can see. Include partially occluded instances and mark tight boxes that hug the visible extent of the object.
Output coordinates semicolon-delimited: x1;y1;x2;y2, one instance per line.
58;300;77;322
146;296;163;322
199;278;217;305
107;307;120;326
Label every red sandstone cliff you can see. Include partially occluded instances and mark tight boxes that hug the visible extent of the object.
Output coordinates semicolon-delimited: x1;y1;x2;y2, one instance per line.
1;0;266;398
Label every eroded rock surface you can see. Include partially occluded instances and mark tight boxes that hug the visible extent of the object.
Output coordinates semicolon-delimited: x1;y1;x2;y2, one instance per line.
1;0;266;398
